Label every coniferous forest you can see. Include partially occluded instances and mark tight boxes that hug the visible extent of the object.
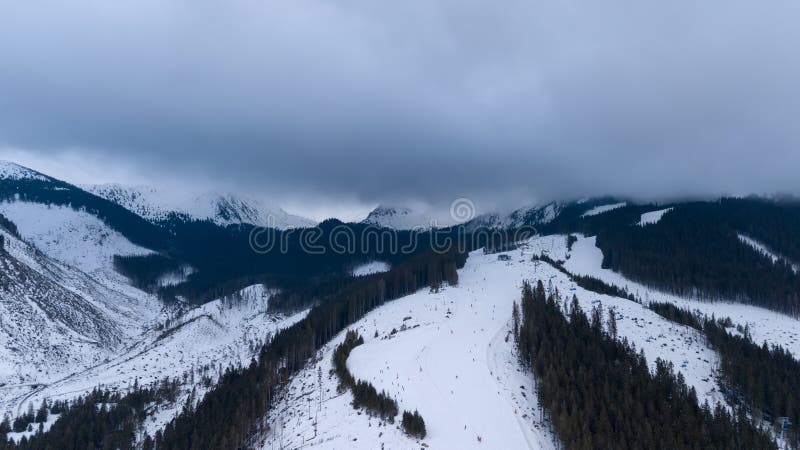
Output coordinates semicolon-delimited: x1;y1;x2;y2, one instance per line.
593;200;800;315
0;380;182;450
649;302;800;446
517;280;776;449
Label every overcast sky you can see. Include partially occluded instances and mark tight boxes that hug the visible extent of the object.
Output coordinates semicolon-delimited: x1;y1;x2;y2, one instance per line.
1;0;799;220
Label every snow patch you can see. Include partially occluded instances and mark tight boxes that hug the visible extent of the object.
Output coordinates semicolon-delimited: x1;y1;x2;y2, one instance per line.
351;261;390;277
639;207;672;226
581;202;626;217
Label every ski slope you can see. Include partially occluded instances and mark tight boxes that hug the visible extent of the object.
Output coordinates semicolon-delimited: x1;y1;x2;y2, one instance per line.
259;246;560;450
258;234;755;449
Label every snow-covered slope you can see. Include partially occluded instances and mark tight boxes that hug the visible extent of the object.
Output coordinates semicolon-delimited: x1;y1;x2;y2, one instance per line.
258;234;758;449
468;202;564;230
3;283;308;435
259;245;560;450
84;183;316;229
0;202;152;278
0;223;160;409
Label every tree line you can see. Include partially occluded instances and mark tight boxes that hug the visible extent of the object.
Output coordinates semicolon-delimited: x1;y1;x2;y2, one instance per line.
534;254;637;302
332;330;399;422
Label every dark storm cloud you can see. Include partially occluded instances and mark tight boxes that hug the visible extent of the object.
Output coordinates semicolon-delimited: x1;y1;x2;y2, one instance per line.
1;0;799;213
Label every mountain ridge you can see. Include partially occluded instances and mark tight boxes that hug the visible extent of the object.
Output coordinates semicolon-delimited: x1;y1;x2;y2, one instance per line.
83;183;316;230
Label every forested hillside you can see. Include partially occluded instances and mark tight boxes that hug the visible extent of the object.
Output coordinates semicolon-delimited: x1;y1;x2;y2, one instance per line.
517;280;775;449
650;302;800;445
588;199;800;314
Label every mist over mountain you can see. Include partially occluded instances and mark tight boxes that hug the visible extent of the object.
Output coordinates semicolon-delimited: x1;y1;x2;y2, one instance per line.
2;1;800;448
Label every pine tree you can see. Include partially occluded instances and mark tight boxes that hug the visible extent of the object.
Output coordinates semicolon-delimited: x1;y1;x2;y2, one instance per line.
607;306;618;340
34;399;48;423
512;301;520;343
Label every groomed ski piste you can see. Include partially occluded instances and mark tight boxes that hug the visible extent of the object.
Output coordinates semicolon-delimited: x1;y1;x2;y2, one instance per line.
257;231;796;449
257;238;560;450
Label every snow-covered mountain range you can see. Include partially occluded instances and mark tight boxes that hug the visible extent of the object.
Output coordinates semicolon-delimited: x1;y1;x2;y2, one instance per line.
0;162;313;436
84;183;316;229
362;201;566;230
2;159;800;448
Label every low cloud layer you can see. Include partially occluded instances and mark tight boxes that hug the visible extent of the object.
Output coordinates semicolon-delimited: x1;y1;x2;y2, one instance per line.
1;1;799;218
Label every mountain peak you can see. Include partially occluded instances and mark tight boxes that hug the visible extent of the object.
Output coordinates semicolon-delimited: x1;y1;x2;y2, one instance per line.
362;205;440;229
0;160;49;181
